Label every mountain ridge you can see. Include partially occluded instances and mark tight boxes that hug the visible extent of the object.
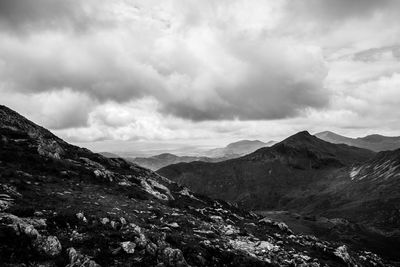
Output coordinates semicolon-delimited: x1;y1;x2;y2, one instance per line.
315;130;400;152
158;131;400;260
159;130;374;209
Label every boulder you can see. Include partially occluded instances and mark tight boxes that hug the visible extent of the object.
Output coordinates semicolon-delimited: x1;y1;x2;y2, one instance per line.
159;247;188;267
33;235;62;257
66;247;100;267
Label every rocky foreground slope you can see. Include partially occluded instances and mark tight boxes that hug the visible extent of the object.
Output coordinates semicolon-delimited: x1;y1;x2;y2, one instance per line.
0;105;393;266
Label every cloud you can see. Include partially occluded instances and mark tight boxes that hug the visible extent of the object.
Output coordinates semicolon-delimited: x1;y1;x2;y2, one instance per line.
1;0;400;149
286;0;400;23
0;0;330;123
0;88;95;129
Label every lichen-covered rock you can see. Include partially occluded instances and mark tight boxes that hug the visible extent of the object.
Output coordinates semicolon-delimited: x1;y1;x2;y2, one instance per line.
159;247;188;267
145;242;158;256
33;235;62;257
334;245;355;265
0;194;14;211
140;180;170;201
66;247;100;267
119;217;127;225
0;213;40;239
37;140;64;159
100;217;109;225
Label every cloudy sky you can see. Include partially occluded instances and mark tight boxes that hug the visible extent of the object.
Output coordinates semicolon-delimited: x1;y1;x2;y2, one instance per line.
1;0;400;155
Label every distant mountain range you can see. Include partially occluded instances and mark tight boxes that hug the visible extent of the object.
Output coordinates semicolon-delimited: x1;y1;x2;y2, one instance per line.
158;131;400;259
315;131;400;152
103;139;276;170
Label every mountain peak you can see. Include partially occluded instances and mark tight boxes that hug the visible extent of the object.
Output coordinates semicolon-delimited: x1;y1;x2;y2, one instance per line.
280;130;316;145
291;130;311;137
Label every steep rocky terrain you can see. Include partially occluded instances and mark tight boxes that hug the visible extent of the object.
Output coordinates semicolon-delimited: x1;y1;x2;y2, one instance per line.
0;105;392;266
316;131;400;152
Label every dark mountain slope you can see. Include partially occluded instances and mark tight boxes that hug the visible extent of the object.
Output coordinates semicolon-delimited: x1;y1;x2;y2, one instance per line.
0;105;389;266
316;131;400;152
158;132;400;261
158;131;374;210
306;148;400;229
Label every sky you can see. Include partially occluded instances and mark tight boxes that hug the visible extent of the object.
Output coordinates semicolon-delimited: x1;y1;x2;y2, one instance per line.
1;0;400;155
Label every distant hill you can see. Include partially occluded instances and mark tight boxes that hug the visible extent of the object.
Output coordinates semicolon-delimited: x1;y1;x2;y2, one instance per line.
315;131;400;152
128;153;228;171
206;139;276;158
128;140;275;170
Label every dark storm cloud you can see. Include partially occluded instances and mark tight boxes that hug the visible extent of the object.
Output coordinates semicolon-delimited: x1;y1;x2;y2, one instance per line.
288;0;400;22
0;0;106;34
163;70;328;121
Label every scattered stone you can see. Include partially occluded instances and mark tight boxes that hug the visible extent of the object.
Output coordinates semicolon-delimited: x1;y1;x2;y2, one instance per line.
100;217;110;225
257;241;275;251
76;212;87;223
166;222;179;228
121;241;136;254
210;215;223;223
34;211;44;217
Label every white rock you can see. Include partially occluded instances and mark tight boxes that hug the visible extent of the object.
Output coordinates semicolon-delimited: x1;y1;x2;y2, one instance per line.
76;212;87;223
101;217;110;225
121;241;136;254
166;222;179;228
